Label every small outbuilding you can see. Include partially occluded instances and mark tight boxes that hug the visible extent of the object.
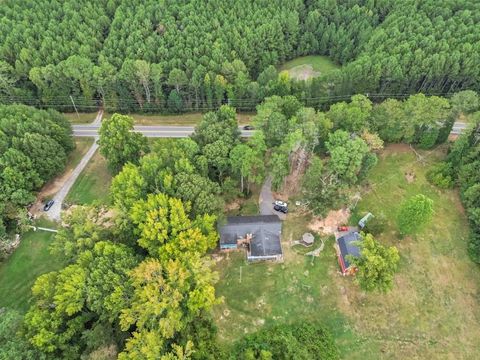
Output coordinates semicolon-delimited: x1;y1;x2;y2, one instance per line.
219;215;283;262
301;232;315;247
335;231;362;276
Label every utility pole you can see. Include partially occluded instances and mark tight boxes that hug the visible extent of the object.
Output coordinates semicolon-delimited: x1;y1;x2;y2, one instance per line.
69;95;80;118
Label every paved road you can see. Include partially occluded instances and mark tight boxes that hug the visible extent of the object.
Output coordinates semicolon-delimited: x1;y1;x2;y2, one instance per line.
47;141;99;221
72;124;254;138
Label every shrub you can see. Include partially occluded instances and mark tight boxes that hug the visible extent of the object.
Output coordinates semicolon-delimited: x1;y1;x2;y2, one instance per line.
397;194;434;236
234;323;339;360
468;231;480;264
418;128;439;149
426;163;455;189
364;213;387;235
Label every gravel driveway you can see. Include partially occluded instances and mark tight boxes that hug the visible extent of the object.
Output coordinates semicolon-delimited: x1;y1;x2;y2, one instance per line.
46;141;99;221
259;176;286;220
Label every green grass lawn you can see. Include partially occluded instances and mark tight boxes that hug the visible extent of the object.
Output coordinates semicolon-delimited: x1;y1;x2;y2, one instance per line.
0;222;64;313
103;112;255;126
63;112;97;124
279;55;339;80
213;144;480;359
66;150;112;206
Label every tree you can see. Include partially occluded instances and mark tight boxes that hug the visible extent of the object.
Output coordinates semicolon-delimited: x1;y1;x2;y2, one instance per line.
326;130;370;184
110;163;147;211
326;94;372;133
80;241;139;323
397;194;434;236
50;205;111;261
98;114;148;173
119;258;217;359
129;193;217;260
230;144;265;193
302;156;344;216
167;90;183;113
450;90;479;114
24;265;89;357
168;69;188;93
349;233;400;293
0;309;46;360
174;172;223;216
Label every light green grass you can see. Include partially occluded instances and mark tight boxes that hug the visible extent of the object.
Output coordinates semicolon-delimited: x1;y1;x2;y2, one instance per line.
279;55;339;80
214;145;480;358
0;222;64;313
63;112;97;124
66;150;112;206
103;112;255;126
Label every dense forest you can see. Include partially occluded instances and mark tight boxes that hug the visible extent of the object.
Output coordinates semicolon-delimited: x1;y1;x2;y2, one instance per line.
0;0;479;112
0;105;73;240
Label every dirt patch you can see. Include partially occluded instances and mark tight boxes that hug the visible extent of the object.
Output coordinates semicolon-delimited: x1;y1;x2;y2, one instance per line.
404;171;416;183
287;64;321;81
308;208;350;235
30;169;76;216
381;143;412;156
225;200;241;212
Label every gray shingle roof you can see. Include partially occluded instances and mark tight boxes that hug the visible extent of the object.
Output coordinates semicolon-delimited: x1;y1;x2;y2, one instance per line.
219;215;282;257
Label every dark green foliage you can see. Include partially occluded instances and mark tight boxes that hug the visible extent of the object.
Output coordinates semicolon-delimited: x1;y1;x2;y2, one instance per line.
98;113;149;173
302;156;344;216
426;163;455;189
0;308;46;360
0;105;72;232
2;1;479;112
397;194;434;236
167;90;183;113
451;90;479;114
363;213;388;236
233;322;339;360
468;231;480;263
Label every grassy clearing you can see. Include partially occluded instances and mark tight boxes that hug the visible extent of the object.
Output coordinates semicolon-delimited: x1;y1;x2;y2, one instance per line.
213;144;480;358
63;112;97;124
103;112;255;126
66;150;112;206
0;221;64;313
279;55;339;80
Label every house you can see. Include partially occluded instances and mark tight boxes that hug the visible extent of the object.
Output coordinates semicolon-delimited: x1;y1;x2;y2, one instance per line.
335;231;362;275
219;215;283;262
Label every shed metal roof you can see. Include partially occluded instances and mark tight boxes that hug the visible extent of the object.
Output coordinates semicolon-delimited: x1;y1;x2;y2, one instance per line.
337;232;362;269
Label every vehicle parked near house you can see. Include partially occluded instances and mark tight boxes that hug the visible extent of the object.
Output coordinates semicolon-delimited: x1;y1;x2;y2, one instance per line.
43;200;54;211
273;200;288;213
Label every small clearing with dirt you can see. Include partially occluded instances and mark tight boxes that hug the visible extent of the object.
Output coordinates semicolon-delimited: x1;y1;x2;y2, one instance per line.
308;208;351;235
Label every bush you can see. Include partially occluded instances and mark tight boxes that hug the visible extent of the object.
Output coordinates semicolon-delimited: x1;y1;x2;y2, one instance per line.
233;322;339;360
426;163;455;189
397;194;434;236
364;213;387;235
418;128;439;149
468;231;480;264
